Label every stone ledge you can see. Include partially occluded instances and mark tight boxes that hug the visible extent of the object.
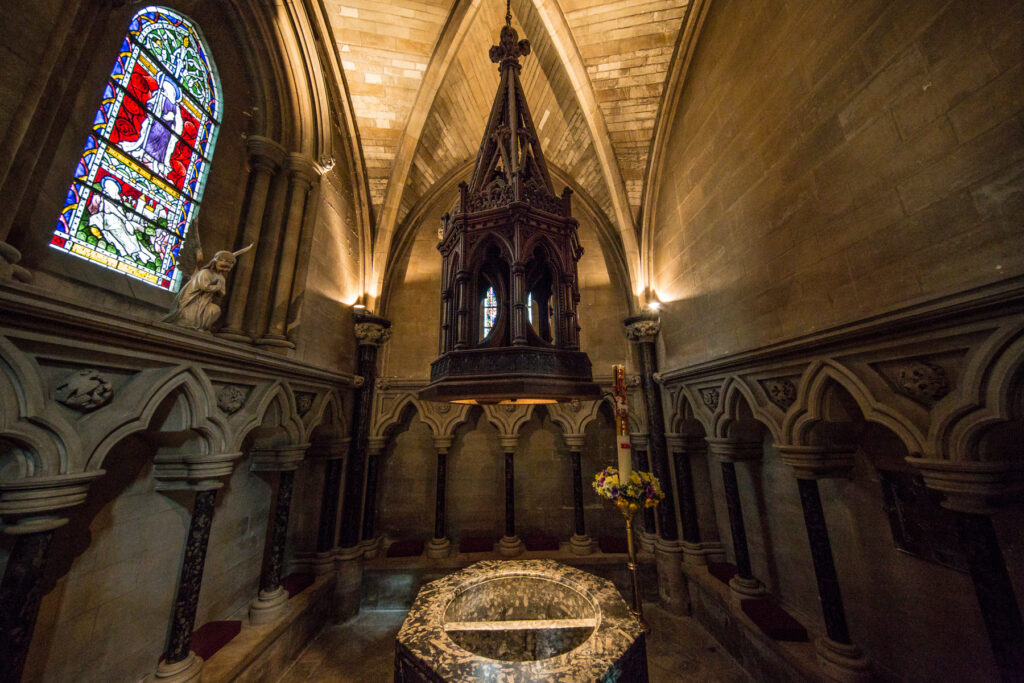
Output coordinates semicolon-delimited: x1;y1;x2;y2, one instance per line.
684;564;825;683
200;573;334;682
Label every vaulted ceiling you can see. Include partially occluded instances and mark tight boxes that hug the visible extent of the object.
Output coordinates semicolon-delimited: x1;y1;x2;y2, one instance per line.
323;0;692;298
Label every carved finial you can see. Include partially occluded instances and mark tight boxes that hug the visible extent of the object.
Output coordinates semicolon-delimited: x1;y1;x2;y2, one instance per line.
489;24;530;68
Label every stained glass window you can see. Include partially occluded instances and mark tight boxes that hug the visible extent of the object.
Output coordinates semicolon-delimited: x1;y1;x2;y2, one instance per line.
527;292;533;324
482;287;498;337
50;6;220;291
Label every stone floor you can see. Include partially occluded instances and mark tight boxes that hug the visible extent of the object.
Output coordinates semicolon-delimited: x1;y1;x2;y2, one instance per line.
279;601;751;682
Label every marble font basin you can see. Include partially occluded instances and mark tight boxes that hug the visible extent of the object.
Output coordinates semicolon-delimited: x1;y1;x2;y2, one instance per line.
395;559;648;682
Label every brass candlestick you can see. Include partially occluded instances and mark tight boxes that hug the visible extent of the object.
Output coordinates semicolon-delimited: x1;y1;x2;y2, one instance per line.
622;506;649;633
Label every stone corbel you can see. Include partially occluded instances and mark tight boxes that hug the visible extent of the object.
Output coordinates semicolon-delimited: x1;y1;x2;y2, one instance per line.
250;443;310;473
0;471;105;533
153;452;242;491
904;457;1024;513
776;445;856;479
705;438;762;462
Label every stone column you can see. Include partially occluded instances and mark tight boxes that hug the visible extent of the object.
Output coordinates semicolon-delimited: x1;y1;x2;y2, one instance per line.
258;153;318;350
244;167;290;339
427;437;453;559
631;433;657;553
336;316;389;622
668;433;707;565
511;262;527;345
249;444;307;624
0;472;101;683
150;451;240;682
312;439;348;574
564;434;593;555
908;458;1024;683
779;446;871;681
707;438;765;598
359;436;386;558
498;435;524;556
218;136;285;342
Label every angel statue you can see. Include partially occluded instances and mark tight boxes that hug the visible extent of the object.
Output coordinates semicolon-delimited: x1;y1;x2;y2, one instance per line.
164;223;252;331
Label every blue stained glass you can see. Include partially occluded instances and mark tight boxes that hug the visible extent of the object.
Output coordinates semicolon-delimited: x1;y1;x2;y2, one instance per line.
50;6;221;291
482;287;498;337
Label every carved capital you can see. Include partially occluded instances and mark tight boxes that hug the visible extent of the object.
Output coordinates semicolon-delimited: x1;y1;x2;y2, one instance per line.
354;316;392;346
776;445;855;479
905;457;1024;513
245;135;286;173
251;443;310;472
0;471;105;530
706;438;762;462
154;452;242;491
367;436;387;456
666;433;705;454
284;152;319;186
624;318;660;343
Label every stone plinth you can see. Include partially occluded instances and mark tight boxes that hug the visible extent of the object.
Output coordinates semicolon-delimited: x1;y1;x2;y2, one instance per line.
395;559;647;682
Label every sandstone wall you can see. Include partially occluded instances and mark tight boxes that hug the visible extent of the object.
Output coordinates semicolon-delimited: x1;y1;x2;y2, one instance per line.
651;0;1024;370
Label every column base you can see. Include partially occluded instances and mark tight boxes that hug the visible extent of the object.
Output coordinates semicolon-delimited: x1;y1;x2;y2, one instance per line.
249;586;289;624
638;531;657;555
569;534;594;555
311;551;336;575
0;241;30;282
654;541;689;614
728;575;766;599
215;328;252;343
816;637;872;682
680;540;714;565
333;551;363;623
426;537;451;558
360;536;382;559
256;334;295;350
148;652;203;683
498;535;524;556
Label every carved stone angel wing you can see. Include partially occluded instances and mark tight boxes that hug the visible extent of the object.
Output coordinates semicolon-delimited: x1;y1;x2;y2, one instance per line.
177;220;203;284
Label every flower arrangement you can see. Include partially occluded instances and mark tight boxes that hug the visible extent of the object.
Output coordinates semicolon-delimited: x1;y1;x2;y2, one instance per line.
593;467;664;514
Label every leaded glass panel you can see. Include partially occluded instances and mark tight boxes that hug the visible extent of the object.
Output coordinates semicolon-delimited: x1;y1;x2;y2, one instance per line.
50;6;221;291
482;287;498;337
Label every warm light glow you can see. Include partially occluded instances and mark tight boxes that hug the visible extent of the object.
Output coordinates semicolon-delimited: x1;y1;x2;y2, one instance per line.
647;300;661;310
353;303;366;309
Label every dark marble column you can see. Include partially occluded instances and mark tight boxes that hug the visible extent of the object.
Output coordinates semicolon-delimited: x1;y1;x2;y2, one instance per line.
497;441;524;556
250;465;297;624
797;478;850;643
670;437;702;545
164;489;217;666
360;440;384;548
708;438;764;596
427;438;453;559
316;457;343;553
956;510;1024;681
909;457;1024;683
0;525;58;683
624;313;679;543
340;315;390;550
504;450;516;538
570;450;586;537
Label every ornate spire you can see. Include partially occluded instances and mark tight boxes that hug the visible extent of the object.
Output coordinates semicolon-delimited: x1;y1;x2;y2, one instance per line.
462;19;563;215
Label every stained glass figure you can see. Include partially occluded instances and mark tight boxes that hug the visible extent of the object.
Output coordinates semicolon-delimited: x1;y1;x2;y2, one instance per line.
50;6;221;291
482;287;498;337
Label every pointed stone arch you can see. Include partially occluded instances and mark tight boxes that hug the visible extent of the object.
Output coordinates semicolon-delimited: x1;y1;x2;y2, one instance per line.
785;360;924;454
714;376;781;442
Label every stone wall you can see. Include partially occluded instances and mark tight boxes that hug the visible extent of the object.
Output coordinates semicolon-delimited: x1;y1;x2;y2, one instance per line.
651;0;1024;371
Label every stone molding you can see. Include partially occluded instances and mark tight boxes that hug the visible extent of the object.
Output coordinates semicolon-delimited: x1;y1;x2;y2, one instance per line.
0;471;105;531
705;438;762;462
283;152;320;186
660;276;1024;463
307;438;349;460
905;458;1024;513
153;452;243;491
776;445;856;480
367;436;387;456
482;403;535;439
251;443;310;472
666;432;706;453
547;399;602;439
245;135;286;171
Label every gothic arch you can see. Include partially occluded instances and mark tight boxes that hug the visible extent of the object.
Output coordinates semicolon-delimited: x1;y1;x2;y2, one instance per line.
713;376;781;442
0;336;78;476
932;321;1024;460
784;360;924;453
231;380;306;451
304;390;348;443
371;392;421;440
86;365;228;471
